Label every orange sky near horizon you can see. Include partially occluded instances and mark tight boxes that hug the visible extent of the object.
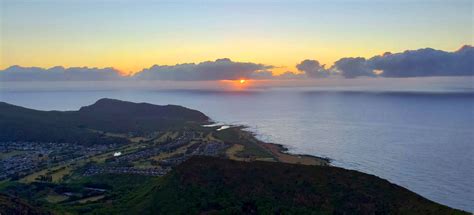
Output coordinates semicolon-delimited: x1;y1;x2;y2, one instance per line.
2;43;469;77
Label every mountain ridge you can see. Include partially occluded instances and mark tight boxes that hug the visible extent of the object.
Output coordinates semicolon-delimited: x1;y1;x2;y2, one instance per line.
0;99;209;144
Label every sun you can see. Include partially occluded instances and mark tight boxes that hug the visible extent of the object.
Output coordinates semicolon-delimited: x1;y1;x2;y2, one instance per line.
239;79;246;84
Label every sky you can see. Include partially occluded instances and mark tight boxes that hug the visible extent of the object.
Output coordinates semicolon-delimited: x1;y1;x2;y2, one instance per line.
1;0;472;76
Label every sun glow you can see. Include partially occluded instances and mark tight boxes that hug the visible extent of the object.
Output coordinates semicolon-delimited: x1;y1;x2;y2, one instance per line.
219;79;252;90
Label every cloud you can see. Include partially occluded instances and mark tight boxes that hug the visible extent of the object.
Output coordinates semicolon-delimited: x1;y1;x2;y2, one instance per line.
332;45;474;78
0;66;122;81
331;57;376;78
133;58;273;81
275;71;305;80
296;59;330;78
249;70;274;80
371;45;474;77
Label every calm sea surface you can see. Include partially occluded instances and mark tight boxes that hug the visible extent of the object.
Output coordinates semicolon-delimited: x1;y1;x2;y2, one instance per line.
1;86;473;211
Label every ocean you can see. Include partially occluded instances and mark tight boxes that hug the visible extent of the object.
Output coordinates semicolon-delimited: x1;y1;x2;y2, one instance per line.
1;79;473;211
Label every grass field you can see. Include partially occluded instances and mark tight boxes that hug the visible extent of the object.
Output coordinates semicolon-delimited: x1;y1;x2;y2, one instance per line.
226;144;247;161
0;150;26;159
45;193;69;203
77;195;105;204
20;164;73;183
151;143;192;161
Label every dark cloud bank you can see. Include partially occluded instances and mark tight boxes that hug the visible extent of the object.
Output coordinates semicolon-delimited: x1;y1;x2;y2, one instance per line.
134;58;273;81
296;59;330;78
332;45;473;78
0;66;123;81
1;46;472;81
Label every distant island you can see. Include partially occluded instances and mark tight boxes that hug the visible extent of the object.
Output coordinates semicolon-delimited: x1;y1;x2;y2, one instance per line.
0;99;467;214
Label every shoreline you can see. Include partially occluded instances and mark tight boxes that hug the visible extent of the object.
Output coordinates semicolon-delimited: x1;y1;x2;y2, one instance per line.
207;122;331;166
259;141;331;166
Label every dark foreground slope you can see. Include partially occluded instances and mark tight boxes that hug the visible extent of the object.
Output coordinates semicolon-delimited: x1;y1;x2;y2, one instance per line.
0;98;208;144
0;157;466;214
0;193;49;215
124;156;465;215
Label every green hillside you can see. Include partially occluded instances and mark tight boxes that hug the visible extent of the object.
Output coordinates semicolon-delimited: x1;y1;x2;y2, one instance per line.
125;156;466;214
